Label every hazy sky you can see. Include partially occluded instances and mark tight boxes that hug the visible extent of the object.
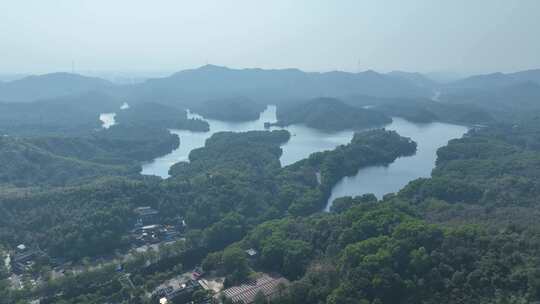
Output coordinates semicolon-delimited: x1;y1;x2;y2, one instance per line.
1;0;539;75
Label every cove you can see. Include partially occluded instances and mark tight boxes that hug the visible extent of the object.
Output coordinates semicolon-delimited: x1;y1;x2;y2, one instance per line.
325;118;468;210
141;105;355;177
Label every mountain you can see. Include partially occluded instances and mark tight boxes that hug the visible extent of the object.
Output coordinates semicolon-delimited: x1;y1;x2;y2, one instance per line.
115;102;209;131
449;69;540;90
130;65;431;107
0;91;122;136
0;72;113;102
0;136;135;187
511;69;540;84
193;96;266;121
273;97;392;131
387;71;438;88
444;81;540;122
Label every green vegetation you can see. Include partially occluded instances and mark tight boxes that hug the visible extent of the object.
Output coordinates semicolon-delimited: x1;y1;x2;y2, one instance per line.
0;178;162;259
216;201;540;304
0;125;178;186
280;129;416;215
274;97;392;131
3;67;540;304
343;95;495;125
0;129;413;268
199;98;540;304
0;72;113;103
115;102;209;131
193;97;266;121
442;82;540;123
0;91;121;136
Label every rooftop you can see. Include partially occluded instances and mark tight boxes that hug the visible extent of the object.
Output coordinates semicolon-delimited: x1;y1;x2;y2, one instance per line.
220;274;289;304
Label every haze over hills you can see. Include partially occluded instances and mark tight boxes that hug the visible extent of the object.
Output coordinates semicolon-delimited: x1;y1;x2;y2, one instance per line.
1;65;539;110
386;71;439;88
443;81;540;121
273;97;392;131
129;65;433;107
0;65;538;133
0;73;114;102
447;69;540;90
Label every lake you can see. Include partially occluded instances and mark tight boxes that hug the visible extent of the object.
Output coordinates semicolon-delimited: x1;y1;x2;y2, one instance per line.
325;118;467;210
139;106;467;210
141;105;355;177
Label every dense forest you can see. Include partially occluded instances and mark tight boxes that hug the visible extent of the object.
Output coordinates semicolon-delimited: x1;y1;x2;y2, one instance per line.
0;128;418;303
206;117;540;304
115;102;209;132
0;125;179;186
341;95;495;125
192;97;266;122
0;91;121;136
2;66;540;304
273;97;392;131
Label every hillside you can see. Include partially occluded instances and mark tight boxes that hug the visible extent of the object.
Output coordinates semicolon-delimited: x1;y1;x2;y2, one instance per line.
448;69;540;90
387;71;439;88
0;136;135;187
0;91;122;136
0;72;113;102
273;97;392;131
129;65;431;107
115;102;209;131
443;82;540;122
0;125;179;186
193;96;266;121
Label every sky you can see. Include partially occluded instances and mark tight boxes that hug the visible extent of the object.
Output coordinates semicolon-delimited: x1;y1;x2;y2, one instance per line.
1;0;540;75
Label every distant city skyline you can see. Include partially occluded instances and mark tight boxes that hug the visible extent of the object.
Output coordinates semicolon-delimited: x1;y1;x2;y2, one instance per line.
1;1;539;75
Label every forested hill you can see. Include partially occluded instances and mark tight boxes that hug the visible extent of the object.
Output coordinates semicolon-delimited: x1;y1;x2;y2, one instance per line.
447;68;540;90
192;96;266;122
356;97;496;125
129;65;431;106
0;91;122;136
0;136;135;187
0;73;113;102
208;119;540;304
0;125;178;187
114;102;209;131
442;82;540;122
273;97;391;131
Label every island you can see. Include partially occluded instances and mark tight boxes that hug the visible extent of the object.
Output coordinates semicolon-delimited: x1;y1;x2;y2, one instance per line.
271;97;392;131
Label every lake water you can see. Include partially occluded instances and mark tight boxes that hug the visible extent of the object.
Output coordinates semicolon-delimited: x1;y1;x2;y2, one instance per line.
99;113;116;129
141;105;355;177
99;103;130;128
139;106;467;209
325;118;468;210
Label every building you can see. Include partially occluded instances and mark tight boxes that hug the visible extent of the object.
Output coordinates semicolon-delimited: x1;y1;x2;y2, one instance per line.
153;279;202;304
134;206;159;225
218;274;289;304
11;245;46;274
245;248;258;257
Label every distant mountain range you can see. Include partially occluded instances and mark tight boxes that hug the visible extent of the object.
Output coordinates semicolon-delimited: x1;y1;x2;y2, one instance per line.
386;71;438;88
129;64;433;106
447;69;540;90
273;97;392;131
0;66;539;119
0;72;113;102
0;65;434;104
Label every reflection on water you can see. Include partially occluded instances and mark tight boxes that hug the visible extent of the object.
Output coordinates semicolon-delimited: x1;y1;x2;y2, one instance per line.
99;103;128;128
99;113;116;129
325;118;467;210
